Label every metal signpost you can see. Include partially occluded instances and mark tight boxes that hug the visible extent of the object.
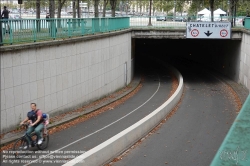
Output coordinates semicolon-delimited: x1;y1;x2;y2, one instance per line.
186;22;231;39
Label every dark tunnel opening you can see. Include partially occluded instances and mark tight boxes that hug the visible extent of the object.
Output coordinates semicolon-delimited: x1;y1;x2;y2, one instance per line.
134;38;242;82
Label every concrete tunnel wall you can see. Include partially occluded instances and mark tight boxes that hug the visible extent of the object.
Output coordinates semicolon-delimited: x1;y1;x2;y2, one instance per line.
135;33;250;92
0;33;132;133
1;30;250;133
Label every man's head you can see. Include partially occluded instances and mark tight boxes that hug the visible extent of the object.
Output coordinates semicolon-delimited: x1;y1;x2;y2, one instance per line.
4;6;7;9
30;103;37;111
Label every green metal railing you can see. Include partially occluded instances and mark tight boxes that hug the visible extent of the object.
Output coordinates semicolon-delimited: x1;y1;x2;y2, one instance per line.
0;16;248;45
0;17;130;45
129;16;245;28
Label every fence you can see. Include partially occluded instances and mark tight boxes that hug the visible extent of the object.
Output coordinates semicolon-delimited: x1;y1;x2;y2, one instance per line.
0;16;247;45
130;16;245;28
0;17;130;45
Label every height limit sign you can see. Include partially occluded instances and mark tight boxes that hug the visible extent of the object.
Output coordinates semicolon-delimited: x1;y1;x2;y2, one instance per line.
191;29;199;37
186;22;231;39
220;29;228;37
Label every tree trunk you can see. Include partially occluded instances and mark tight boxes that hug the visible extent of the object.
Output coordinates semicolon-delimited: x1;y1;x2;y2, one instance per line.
49;0;55;18
49;0;56;38
57;0;67;19
36;0;41;32
77;0;80;18
148;0;152;26
73;0;76;18
210;0;214;22
110;0;117;17
229;0;234;26
36;0;40;19
57;0;62;19
94;0;100;18
103;0;108;17
233;0;237;27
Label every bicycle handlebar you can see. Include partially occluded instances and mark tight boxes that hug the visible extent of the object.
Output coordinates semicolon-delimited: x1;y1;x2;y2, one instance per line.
20;122;30;129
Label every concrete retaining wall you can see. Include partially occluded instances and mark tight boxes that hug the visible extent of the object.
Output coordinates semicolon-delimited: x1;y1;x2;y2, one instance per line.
239;32;250;91
62;63;184;166
0;33;132;133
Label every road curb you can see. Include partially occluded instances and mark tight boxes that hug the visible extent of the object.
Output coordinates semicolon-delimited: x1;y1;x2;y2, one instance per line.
62;62;184;166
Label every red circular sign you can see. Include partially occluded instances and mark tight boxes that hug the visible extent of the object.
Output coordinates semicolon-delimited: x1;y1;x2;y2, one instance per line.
191;29;199;37
220;29;228;37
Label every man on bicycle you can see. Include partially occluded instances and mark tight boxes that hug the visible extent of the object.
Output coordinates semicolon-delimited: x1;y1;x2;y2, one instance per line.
20;103;44;145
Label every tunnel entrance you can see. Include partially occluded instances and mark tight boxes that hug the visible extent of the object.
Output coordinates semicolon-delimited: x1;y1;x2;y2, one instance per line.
133;38;242;82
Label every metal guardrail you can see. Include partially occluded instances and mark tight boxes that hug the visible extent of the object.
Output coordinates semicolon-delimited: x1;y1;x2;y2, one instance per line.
0;17;130;45
0;16;246;45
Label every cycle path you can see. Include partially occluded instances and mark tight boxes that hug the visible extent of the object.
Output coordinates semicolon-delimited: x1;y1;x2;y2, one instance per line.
1;63;175;166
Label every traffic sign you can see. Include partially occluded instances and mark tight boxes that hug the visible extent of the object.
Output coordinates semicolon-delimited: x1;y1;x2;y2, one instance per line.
220;29;228;37
191;29;199;37
186;22;231;39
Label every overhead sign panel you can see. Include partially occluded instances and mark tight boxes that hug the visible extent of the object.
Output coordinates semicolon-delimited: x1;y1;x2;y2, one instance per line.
186;22;231;39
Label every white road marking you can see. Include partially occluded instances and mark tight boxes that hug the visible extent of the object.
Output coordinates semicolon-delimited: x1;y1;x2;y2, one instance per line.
24;75;161;166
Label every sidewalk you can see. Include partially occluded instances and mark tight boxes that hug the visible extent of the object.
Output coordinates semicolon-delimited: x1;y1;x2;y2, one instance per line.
209;70;249;104
0;77;141;146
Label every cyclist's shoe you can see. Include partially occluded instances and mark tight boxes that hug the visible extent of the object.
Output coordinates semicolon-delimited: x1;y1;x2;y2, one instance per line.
38;138;43;145
31;141;35;147
19;145;28;150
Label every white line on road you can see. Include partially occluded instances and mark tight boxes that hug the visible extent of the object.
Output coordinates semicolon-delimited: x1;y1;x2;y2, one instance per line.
24;76;161;166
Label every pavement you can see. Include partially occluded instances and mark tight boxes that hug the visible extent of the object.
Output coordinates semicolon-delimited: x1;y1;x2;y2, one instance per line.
111;61;250;166
1;57;176;166
0;76;142;146
208;70;249;104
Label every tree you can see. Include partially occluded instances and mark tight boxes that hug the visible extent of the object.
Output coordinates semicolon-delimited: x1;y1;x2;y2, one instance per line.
148;0;152;26
103;0;109;17
176;0;186;16
73;0;76;18
57;0;67;19
36;0;41;32
210;0;215;21
23;0;36;11
94;0;100;17
49;0;55;18
36;0;40;19
163;1;174;17
77;0;81;18
86;0;93;17
110;0;117;17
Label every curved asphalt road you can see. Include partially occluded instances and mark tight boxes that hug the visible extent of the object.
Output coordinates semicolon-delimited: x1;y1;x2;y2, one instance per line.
112;59;238;166
3;58;174;166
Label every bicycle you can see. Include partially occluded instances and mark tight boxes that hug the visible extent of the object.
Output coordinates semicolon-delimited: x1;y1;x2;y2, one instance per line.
12;115;50;159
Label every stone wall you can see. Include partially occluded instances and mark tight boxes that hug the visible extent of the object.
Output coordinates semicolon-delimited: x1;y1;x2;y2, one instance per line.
0;32;132;133
239;32;250;91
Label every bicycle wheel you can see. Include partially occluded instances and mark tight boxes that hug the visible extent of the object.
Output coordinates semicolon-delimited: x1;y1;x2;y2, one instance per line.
37;134;49;150
12;137;29;159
